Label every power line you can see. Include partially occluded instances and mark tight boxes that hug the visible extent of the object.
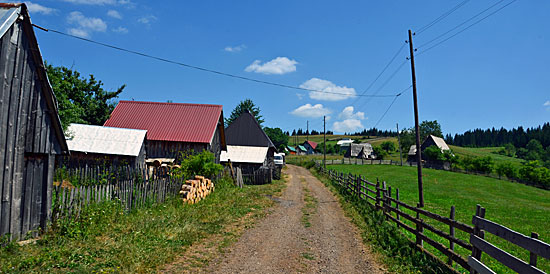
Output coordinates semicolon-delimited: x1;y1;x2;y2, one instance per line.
373;85;412;128
417;0;517;56
34;26;398;98
350;42;407;106
416;0;471;35
355;59;409;110
416;0;510;50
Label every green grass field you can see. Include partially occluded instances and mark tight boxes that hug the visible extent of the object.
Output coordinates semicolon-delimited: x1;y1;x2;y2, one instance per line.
327;164;550;273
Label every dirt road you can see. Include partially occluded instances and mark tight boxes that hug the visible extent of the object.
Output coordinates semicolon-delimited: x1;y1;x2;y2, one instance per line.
208;165;384;273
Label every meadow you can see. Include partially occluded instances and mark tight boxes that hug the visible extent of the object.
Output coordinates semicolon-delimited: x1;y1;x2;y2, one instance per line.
327;164;550;273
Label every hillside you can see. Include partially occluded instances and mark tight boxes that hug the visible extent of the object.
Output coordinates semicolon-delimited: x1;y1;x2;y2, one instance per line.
327;164;550;273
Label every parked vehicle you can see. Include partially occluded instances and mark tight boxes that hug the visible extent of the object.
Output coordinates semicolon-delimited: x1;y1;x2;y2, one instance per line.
274;153;285;166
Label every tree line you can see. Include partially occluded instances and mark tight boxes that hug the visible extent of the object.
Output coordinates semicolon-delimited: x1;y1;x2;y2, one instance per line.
446;123;550;148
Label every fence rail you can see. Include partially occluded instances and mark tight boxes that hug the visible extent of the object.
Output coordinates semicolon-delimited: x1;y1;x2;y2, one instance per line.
315;162;549;274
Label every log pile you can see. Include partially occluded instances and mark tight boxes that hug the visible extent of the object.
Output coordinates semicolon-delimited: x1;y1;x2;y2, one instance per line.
179;175;215;204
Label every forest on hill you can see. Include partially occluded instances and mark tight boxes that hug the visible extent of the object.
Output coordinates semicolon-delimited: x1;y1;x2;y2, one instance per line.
446;123;550;148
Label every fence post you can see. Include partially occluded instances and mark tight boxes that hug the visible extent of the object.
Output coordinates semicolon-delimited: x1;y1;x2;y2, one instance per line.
375;179;381;209
530;232;539;267
448;205;456;266
395;188;400;226
382;182;387;219
416;203;423;248
356;175;361;198
471;204;486;274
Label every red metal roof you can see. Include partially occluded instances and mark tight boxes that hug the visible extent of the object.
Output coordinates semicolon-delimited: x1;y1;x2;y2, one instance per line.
305;140;318;149
104;101;223;143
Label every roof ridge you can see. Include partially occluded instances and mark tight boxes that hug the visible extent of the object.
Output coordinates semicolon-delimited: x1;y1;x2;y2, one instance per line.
118;100;222;108
70;123;147;132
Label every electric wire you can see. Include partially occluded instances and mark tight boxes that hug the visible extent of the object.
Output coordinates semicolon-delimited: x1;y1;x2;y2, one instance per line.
416;0;471;35
417;0;507;50
373;85;412;128
35;26;398;98
350;42;407;106
417;0;518;56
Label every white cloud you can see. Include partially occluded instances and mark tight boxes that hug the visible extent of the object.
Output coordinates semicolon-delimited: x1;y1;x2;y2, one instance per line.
338;106;365;120
224;44;246;52
332;106;366;133
112;26;128;34
544;101;550;107
107;10;122;19
296;93;304;100
300;78;356;101
26;2;56;15
245;57;297;75
290;104;331;118
66;11;107;38
61;0;130;5
68;28;90;38
333;119;364;133
138;15;157;25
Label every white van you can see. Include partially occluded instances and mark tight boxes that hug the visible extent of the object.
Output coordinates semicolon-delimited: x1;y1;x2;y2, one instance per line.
274;153;285;166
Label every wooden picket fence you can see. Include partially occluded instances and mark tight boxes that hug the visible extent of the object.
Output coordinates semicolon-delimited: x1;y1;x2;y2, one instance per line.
316;163;550;274
52;172;183;222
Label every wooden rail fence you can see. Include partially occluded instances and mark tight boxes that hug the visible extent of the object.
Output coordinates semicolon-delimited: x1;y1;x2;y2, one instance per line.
315;163;549;274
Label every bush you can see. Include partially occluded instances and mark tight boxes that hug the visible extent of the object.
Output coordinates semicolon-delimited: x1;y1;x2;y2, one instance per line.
380;141;396;153
174;150;223;179
459;156;494;174
372;146;388;160
495;162;517;179
518;161;550;187
423;145;444;161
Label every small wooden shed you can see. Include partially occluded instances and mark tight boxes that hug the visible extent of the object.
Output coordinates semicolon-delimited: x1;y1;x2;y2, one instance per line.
65;124;147;169
0;3;69;240
302;140;318;155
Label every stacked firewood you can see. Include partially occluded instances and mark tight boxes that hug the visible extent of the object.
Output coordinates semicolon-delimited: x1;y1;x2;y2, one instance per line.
179;175;215;204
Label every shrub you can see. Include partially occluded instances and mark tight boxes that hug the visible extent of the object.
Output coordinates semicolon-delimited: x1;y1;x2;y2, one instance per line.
495;162;517;179
380;141;396;153
423;145;444;161
175;150;223;179
372;146;388;160
518;161;550;187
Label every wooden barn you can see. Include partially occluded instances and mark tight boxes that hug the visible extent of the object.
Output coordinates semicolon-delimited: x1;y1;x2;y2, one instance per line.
221;111;277;172
0;3;69;240
104;101;226;163
345;143;374;159
64;124;147;169
408;135;451;162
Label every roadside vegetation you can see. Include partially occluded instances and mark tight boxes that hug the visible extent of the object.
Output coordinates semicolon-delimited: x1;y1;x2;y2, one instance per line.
328;164;550;273
0;175;286;273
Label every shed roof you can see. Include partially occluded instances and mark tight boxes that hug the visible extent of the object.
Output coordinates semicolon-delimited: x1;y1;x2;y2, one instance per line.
408;145;417;156
427;135;450;151
347;143;373;157
220;145;268;164
286;146;296;152
304;140;318;149
298;145;307;151
337;139;354;146
225;111;275;148
104;100;223;144
0;3;68;153
66;124;146;157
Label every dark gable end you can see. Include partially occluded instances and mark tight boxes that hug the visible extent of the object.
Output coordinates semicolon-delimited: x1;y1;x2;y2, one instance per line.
225;111;276;149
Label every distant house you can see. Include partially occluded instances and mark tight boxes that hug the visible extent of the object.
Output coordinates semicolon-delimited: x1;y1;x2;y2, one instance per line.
408;135;451;162
297;145;307;155
65;124;147;169
286;146;297;155
104;101;227;163
345;143;374;159
0;3;69;240
222;111;277;171
302;140;318;155
337;138;354;153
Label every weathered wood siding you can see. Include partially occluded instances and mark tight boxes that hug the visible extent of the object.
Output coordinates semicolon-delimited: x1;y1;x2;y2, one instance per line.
0;19;64;240
147;140;206;160
208;121;224;164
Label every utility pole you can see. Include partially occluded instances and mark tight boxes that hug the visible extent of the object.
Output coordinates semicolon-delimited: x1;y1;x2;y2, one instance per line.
323;116;326;169
408;29;424;208
397;123;403;166
306;120;309;142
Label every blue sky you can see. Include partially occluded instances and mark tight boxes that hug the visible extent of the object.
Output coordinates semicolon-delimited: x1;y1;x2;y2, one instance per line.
26;0;550;135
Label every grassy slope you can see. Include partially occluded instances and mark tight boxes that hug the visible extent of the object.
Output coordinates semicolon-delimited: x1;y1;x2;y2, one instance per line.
329;164;550;273
0;177;286;273
448;145;524;168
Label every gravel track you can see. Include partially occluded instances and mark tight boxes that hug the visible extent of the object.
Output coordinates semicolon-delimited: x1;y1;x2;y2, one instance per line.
208;165;384;273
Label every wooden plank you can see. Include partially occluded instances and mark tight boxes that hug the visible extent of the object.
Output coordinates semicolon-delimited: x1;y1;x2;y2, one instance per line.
530;232;539;267
31;157;43;236
21;156;33;235
387;196;474;234
472;216;550;259
448;206;456;265
470;235;545;274
467;256;496;274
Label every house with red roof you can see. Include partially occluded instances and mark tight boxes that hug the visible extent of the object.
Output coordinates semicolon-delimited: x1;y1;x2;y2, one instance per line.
302;140;318;155
104;101;226;163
